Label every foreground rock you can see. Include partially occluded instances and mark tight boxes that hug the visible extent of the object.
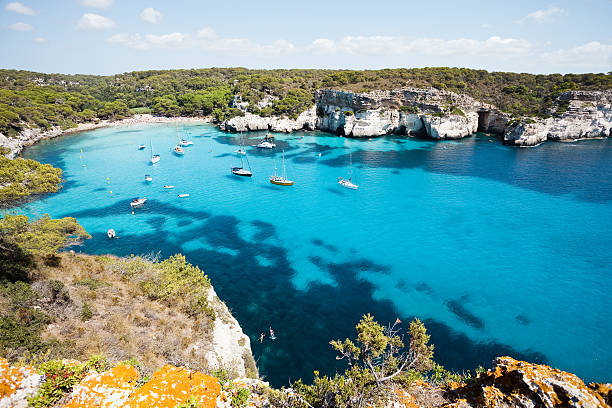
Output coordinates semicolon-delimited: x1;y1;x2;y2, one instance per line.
446;356;612;407
504;91;612;146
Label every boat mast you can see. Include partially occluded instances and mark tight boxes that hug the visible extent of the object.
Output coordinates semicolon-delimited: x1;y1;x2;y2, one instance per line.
282;150;286;180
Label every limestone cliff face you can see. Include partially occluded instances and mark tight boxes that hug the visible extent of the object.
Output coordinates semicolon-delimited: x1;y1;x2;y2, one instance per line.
222;87;509;141
504;90;612;146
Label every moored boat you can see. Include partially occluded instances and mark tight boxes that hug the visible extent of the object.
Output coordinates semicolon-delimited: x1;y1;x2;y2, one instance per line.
338;177;358;190
138;144;146;150
180;139;194;146
178;193;190;198
163;185;174;189
269;151;294;186
107;229;116;238
144;174;153;182
130;198;147;208
173;145;185;155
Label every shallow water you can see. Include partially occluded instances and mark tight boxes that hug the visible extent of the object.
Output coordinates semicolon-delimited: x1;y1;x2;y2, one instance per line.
18;123;612;386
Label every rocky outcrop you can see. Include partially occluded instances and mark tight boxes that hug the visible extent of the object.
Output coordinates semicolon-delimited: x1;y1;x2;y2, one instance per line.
447;356;612;408
314;88;507;139
223;107;317;133
505;90;612;146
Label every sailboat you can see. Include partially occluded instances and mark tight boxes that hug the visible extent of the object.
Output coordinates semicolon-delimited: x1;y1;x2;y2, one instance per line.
234;132;246;155
138;144;146;150
338;152;359;190
151;140;160;164
269;150;294;186
232;154;252;177
173;122;185;155
257;134;276;149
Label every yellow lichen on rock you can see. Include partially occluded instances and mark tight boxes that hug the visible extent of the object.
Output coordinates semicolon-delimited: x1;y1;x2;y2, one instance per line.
394;388;421;408
125;365;220;408
0;357;40;399
63;363;139;408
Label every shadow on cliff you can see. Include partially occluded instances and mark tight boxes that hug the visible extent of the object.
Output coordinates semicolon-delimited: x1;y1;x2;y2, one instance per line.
70;205;548;388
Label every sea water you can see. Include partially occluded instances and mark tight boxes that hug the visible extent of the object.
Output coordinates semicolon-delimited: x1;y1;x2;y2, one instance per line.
17;123;612;386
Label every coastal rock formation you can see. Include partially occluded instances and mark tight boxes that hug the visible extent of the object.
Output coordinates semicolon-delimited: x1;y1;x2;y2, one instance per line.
314;88;507;139
447;356;612;407
223;106;317;133
421;112;479;139
505;90;612;146
0;358;43;408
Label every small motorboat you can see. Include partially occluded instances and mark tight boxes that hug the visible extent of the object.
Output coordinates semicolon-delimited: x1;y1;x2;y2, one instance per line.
256;141;276;149
180;139;194;146
269;327;276;340
173;145;185;155
144;175;153;182
138;144;146;150
234;148;246;155
151;154;161;164
338;177;358;190
232;166;252;177
163;185;174;189
178;193;190;198
107;229;116;239
130;198;147;208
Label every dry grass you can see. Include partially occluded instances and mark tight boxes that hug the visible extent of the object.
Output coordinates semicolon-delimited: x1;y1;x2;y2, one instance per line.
30;253;221;376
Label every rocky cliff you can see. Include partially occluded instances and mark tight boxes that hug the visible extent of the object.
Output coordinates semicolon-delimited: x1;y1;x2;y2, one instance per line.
223;87;509;140
222;88;612;146
504;90;612;146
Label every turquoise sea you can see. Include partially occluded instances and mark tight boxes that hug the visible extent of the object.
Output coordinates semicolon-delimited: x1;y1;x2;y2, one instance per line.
17;123;612;386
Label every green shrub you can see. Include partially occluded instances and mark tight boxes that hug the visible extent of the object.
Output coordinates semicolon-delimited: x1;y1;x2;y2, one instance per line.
81;303;93;320
28;360;89;408
450;107;466;117
231;387;250;408
0;156;63;207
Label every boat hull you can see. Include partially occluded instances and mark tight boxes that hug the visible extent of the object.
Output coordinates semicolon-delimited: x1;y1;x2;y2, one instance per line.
232;168;252;177
270;178;294;186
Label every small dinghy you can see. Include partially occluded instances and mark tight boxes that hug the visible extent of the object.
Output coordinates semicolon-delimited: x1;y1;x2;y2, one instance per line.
173;145;185;155
163;185;174;189
138;144;146;150
178;193;190;198
107;229;116;239
130;198;147;208
269;327;276;340
180;139;194;146
234;148;246;155
151;154;160;164
144;175;153;182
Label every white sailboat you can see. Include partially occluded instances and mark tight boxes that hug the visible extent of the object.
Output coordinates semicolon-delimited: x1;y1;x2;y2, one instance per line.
338;152;358;189
173;122;185;155
257;134;276;149
269;150;294;186
151;140;160;164
232;154;252;177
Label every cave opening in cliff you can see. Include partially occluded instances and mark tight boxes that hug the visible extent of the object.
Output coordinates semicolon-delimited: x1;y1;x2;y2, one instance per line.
335;126;345;136
477;110;490;132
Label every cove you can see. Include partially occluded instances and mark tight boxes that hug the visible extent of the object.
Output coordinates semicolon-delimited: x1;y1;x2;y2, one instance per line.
18;123;612;387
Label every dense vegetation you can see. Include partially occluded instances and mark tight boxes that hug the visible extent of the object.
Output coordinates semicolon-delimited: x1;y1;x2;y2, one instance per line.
0;156;63;206
1;68;610;136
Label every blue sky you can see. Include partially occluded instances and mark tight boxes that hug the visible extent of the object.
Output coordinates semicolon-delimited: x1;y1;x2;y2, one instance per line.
1;0;611;75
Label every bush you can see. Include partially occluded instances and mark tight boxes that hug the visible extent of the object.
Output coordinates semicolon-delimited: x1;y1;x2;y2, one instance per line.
81;303;93;320
0;156;63;207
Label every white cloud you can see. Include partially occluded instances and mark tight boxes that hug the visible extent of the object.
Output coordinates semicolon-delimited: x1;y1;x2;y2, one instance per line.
307;35;534;58
80;0;113;9
8;22;33;31
543;41;612;70
77;13;115;30
34;37;47;43
109;32;189;50
109;27;295;55
518;7;565;24
5;2;36;15
140;7;162;24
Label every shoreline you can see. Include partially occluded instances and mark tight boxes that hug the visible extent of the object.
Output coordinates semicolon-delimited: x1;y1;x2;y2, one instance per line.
1;114;213;159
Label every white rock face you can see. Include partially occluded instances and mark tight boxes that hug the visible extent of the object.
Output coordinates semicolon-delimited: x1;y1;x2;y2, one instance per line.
422;112;479;139
224;106;317;133
201;287;256;377
504;91;612;146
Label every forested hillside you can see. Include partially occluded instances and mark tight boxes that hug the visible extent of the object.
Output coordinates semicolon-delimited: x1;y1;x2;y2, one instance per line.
1;68;610;136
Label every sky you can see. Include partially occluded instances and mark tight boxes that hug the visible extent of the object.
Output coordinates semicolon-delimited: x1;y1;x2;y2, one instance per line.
1;0;611;75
